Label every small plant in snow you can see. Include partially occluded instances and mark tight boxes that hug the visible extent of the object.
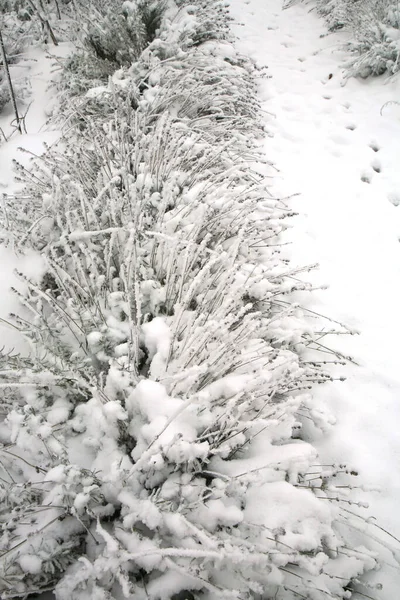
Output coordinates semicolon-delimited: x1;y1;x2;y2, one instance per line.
0;9;35;116
344;0;400;77
0;0;381;599
294;0;400;77
61;0;166;95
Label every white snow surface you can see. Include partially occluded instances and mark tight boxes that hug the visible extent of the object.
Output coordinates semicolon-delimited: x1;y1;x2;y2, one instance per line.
229;0;400;595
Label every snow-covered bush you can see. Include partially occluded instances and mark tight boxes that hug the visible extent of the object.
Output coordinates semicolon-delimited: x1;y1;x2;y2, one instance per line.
0;75;10;112
0;1;379;599
344;0;400;77
62;0;166;95
0;2;52;116
293;0;400;76
313;0;351;32
0;19;32;116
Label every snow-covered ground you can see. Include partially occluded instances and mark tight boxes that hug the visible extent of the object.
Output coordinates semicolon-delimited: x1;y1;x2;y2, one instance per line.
229;0;400;595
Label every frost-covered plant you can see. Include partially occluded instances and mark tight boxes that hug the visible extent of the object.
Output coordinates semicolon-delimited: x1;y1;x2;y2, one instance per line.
0;23;29;116
344;0;400;76
284;0;352;31
0;1;381;599
0;73;10;111
315;0;352;31
0;1;53;117
294;0;400;76
62;0;166;95
0;0;61;46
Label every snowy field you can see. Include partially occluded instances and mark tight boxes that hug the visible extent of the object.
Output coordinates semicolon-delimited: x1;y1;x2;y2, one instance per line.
0;0;400;598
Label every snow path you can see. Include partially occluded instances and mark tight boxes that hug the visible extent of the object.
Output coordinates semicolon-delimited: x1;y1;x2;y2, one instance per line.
229;0;400;594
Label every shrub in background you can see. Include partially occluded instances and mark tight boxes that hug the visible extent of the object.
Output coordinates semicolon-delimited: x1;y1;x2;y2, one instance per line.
0;7;35;114
344;0;400;76
290;0;400;76
62;0;166;95
0;0;64;121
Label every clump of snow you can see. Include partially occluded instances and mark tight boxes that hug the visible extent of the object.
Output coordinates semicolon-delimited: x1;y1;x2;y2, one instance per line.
18;554;43;575
142;317;171;378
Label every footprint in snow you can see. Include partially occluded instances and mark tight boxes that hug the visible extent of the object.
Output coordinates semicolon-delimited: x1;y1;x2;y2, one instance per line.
361;171;372;184
369;141;380;152
329;147;343;159
388;192;400;207
345;123;357;131
321;76;333;85
330;134;349;145
371;158;382;173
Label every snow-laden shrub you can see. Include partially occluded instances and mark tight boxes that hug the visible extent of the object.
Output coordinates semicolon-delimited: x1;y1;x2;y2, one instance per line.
293;0;400;76
314;0;351;31
344;0;400;77
0;1;379;599
0;1;59;117
62;0;166;95
0;14;34;115
0;75;10;112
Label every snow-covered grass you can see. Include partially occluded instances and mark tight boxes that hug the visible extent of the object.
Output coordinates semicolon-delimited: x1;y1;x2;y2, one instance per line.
0;0;398;599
